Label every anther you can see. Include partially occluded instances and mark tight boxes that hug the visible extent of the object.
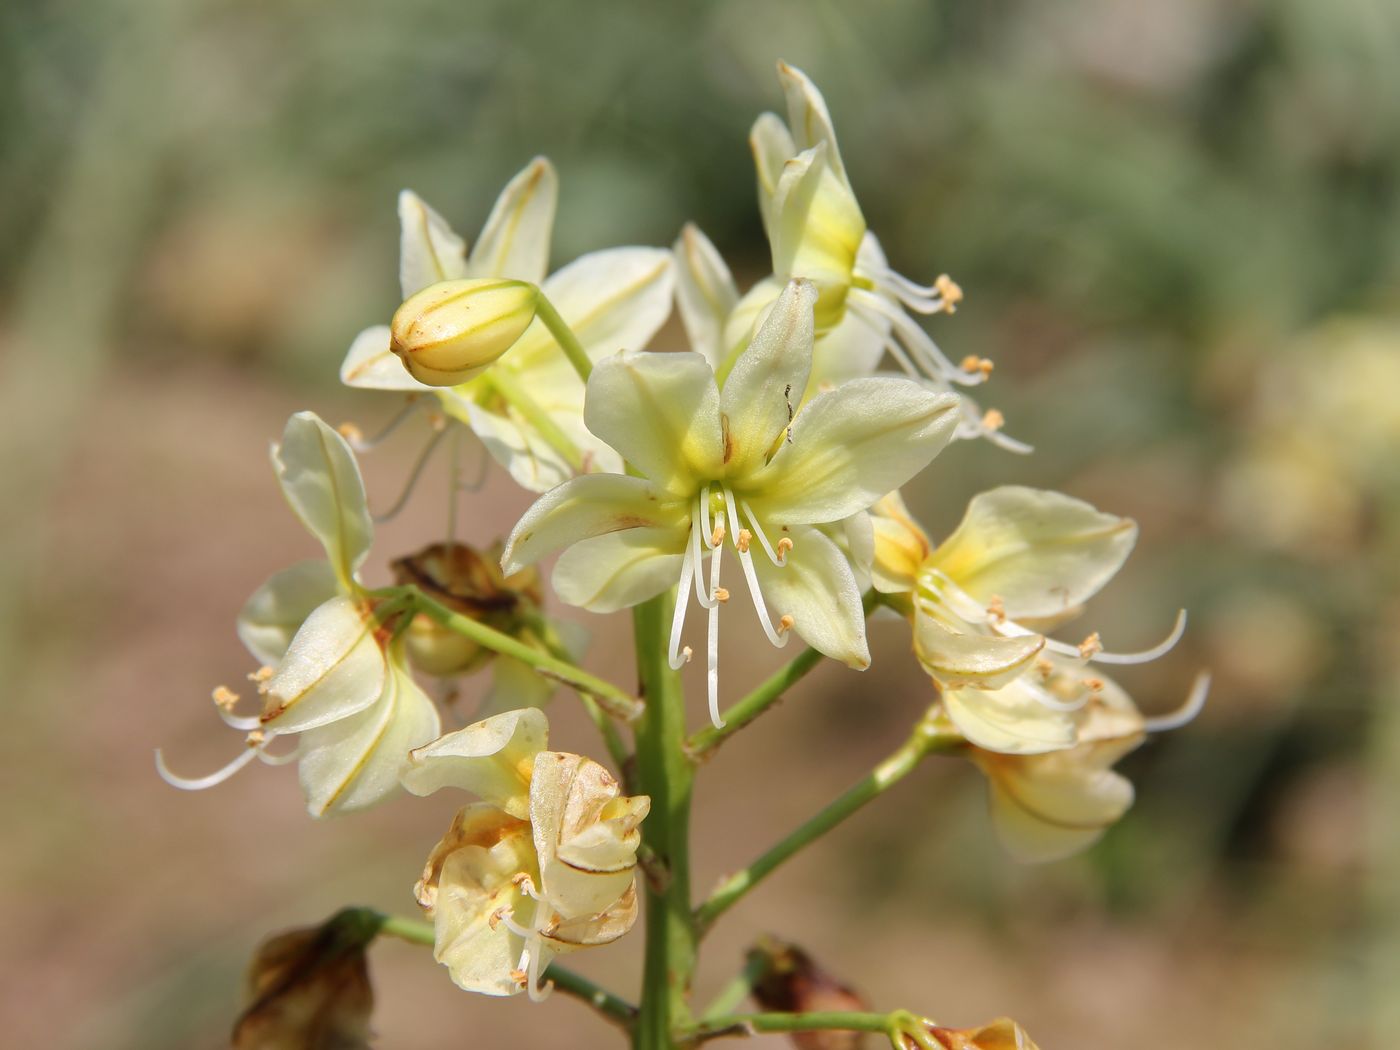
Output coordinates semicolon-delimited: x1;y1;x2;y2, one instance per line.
981;408;1005;432
1081;677;1105;692
986;595;1006;624
337;422;364;444
1035;657;1054;678
682;645;693;664
960;355;995;377
248;666;274;684
711;524;726;547
935;274;963;311
713;587;730;603
778;614;795;635
737;528;752;553
212;685;240;710
1079;633;1103;659
775;537;794;562
488;907;508;931
245;730;266;748
510;969;528;986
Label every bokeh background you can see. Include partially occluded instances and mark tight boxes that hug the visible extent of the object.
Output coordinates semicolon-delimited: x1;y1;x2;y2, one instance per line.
4;1;1399;1047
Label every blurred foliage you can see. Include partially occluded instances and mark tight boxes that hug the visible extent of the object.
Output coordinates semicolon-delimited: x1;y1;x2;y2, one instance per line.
4;0;1399;1047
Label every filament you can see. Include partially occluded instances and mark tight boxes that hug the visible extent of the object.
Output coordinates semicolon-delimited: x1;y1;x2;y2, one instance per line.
690;500;718;609
848;289;984;387
723;484;790;648
738;497;787;567
342;397;422;452
669;544;696;670
1143;672;1211;732
155;744;261;791
706;537;724;729
1036;610;1188;666
371;425;446;523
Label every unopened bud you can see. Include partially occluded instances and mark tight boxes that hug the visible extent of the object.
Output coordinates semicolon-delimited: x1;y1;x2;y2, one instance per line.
390;278;539;386
749;937;868;1050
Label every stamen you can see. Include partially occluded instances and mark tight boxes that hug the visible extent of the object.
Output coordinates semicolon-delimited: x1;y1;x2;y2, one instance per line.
706;539;724;729
669;545;696;671
339;397;422;452
1079;633;1103;660
848;289;985;387
1079;609;1188;666
690;502;718;610
981;409;1005;432
713;587;730;603
986;595;1006;624
934;274;964;310
1143;672;1211;732
739;497;787;567
711;524;726;548
1021;675;1092;713
778;614;795;635
212;685;240;710
775;537;794;563
372;425;446;524
722;484;791;649
698;483;718;549
213;685;261;731
155;744;261;791
248;666;274;684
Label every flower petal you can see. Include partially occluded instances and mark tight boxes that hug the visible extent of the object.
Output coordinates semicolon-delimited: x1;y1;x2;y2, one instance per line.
751;525;869;668
674;223;739;369
869;491;931;594
261;596;386;734
398;190;468;299
340;324;431;391
929;487;1138;620
776;61;848;183
769;143;865;315
298;658;442;817
271;411;374;589
720;279;817;477
546;881;639;948
941;677;1077;755
745;379;960;526
466;156;557;284
749;111;796;236
978;750;1136;863
914;611;1045;689
237;560;340;666
400;707;549;819
461;400;576;495
584;351;724;495
552;527;687;613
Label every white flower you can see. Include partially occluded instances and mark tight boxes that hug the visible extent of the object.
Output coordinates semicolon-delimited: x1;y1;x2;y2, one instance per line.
340;157;675;492
402;709;649;998
501;279;961;727
157;412;441;817
713;62;1024;449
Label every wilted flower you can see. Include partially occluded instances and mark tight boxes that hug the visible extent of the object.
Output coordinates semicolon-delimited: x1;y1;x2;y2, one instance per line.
392;540;583;715
340;157;674;492
502;279;960;726
402;709;649;998
157;412;440;817
749;937;869;1050
919;1017;1042;1050
705;62;1020;448
389;277;540;385
232;908;380;1050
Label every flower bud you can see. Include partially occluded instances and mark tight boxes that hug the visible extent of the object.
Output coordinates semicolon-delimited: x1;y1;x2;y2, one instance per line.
390;277;539;386
749;937;869;1050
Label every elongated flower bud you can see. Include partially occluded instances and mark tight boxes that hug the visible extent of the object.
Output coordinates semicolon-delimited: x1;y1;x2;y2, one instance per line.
390;278;539;385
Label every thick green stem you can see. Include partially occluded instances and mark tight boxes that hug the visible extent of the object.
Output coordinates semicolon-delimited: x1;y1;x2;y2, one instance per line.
535;292;593;383
694;720;960;936
386;586;644;722
632;593;697;1049
685;647;823;761
484;366;586;471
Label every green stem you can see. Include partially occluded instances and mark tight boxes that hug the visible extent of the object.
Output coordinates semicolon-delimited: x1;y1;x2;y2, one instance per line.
698;950;769;1022
685;647;823;761
535;292;593;383
484;366;586;471
684;1010;927;1045
386;586;644;722
632;593;697;1049
694;720;960;937
369;912;637;1028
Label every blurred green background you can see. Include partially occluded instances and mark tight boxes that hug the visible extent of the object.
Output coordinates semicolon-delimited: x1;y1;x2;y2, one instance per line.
3;0;1399;1047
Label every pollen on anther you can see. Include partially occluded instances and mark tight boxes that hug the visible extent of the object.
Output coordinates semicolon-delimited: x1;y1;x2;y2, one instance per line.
935;274;964;311
713;587;730;603
960;355;994;377
737;528;752;553
986;595;1006;624
212;685;240;710
711;524;726;547
682;645;693;663
1082;677;1105;692
775;537;794;562
1035;657;1054;678
244;730;266;748
1079;633;1103;659
510;969;528;986
248;666;274;684
336;422;364;443
981;408;1005;432
778;614;795;635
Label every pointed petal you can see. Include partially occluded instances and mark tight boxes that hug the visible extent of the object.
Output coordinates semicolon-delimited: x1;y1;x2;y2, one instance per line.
584;351;724;495
769;143;865;319
930;487;1139;620
503;474;688;574
507;247;675;374
776;61;848;183
553;527;687;613
340;324;431;391
914;611;1045;689
809;235;891;386
462;400;575;495
298;659;442;817
398;190;468;299
720;279;817;476
272;411;374;589
750;111;796;235
467;157;558;284
674;223;739;369
942;678;1078;755
400;707;549;819
747;379;960;525
237;560;341;666
261;596;386;734
869;491;931;594
751;525;869;668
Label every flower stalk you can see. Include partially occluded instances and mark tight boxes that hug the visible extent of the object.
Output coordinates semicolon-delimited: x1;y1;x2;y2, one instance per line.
536;290;595;382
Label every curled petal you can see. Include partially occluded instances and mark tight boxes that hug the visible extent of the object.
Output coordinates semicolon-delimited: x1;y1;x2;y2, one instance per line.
401;707;549;819
751;525;869;669
553;527;687;613
674;223;739;369
261;596;386;735
914;612;1045;690
942;677;1078;756
237;560;340;667
503;474;688;575
776;61;848;183
750;111;797;234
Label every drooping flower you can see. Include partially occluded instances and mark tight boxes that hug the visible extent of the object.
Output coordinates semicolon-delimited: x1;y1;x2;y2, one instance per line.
401;709;648;999
340;157;674;492
502;279;961;727
157;412;441;817
710;62;1023;449
391;540;586;716
920;1016;1042;1050
872;486;1191;754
